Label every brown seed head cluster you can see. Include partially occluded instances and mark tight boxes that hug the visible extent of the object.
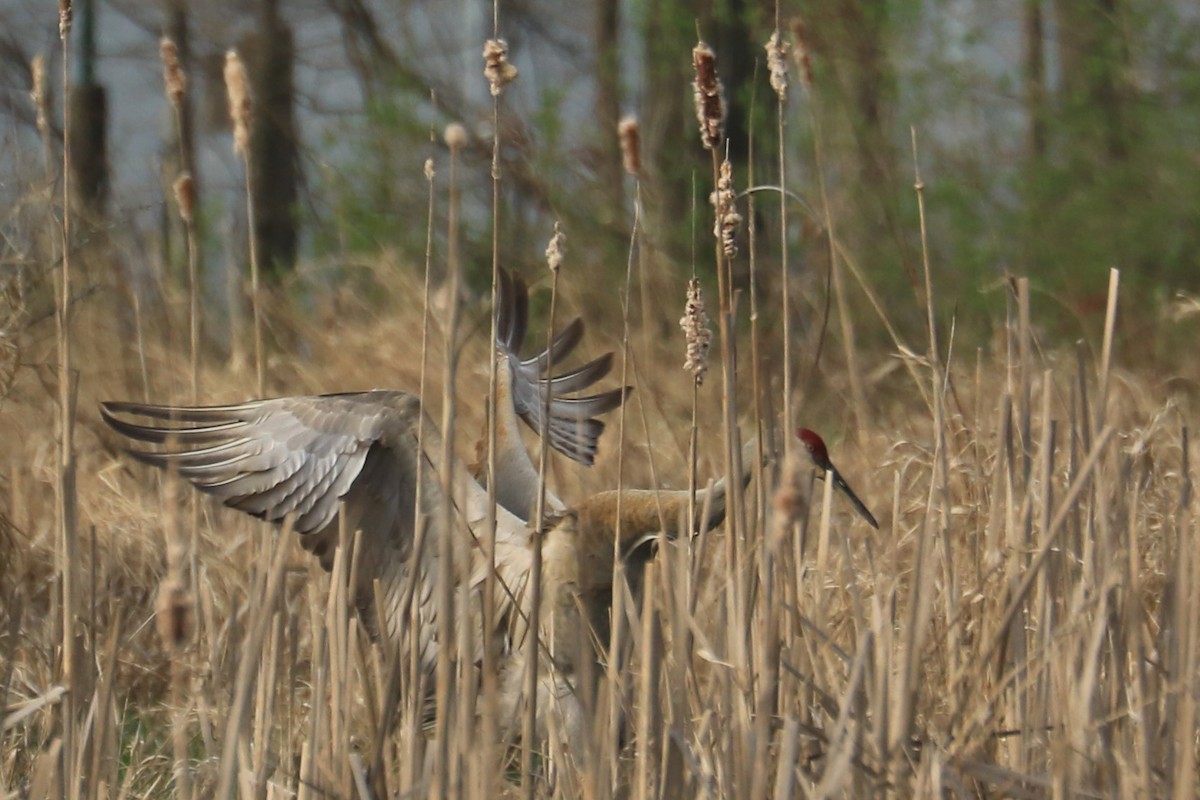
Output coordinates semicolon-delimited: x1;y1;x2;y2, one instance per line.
766;31;790;100
58;0;73;40
155;578;193;652
711;159;742;259
223;50;252;155
30;54;48;137
545;223;565;273
692;42;726;150
173;173;195;224
483;39;518;96
618;116;641;177
770;450;810;547
680;277;712;384
789;17;814;89
160;37;186;109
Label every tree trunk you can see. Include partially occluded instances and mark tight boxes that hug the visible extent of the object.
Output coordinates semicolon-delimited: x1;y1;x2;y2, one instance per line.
594;0;622;226
249;0;300;280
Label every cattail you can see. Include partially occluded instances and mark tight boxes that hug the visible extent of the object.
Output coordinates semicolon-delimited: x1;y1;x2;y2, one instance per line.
30;54;48;138
545;222;565;273
789;17;814;89
444;122;468;150
160;37;186;109
680;277;712;384
483;39;518;96
692;42;725;150
173;172;195;224
765;31;790;100
58;0;73;40
155;577;193;652
711;158;742;259
617;116;641;177
769;450;810;549
223;50;251;155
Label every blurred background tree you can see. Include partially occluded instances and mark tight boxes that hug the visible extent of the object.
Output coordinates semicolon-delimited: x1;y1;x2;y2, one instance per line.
1;0;1198;352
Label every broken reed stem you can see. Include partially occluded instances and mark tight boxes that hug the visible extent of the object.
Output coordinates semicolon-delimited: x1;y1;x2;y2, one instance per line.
55;6;80;787
433;122;465;800
224;50;263;395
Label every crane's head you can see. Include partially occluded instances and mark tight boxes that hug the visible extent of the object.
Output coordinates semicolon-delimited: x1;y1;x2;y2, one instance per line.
795;427;832;470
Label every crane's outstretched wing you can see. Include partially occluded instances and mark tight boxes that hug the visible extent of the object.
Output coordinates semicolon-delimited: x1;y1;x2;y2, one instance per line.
101;391;534;670
478;270;631;520
496;269;631;467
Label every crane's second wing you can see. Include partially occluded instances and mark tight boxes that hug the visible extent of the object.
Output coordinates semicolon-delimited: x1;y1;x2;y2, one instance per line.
496;269;631;467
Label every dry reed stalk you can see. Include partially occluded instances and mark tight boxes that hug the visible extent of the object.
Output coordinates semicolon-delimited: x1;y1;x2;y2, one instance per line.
1097;268;1119;427
765;18;796;459
162;37;200;405
432;118;465;800
53;6;81;791
214;524;291;799
520;225;564;798
223;50;264;395
605;114;645;799
477;34;505;795
389;152;436;800
743;61;767;552
632;560;660;800
680;276;711;547
157;469;194;800
691;35;744;671
695;39;748;684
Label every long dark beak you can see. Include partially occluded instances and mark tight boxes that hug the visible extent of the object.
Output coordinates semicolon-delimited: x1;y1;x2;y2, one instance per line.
828;467;879;529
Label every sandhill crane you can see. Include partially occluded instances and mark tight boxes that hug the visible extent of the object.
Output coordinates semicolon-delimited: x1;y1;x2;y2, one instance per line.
796;427;878;529
100;270;745;754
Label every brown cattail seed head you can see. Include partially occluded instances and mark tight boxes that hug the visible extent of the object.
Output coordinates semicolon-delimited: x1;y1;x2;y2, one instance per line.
766;31;790;100
483;39;518;96
711;159;742;258
680;277;712;384
173;173;195;224
444;122;468;150
789;17;814;89
618;116;641;177
692;42;726;150
58;0;73;40
223;50;252;155
545;222;565;273
160;37;186;108
30;54;48;137
155;578;193;652
770;450;811;548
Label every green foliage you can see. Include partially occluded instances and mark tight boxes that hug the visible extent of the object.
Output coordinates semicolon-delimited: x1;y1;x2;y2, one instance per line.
309;85;435;268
